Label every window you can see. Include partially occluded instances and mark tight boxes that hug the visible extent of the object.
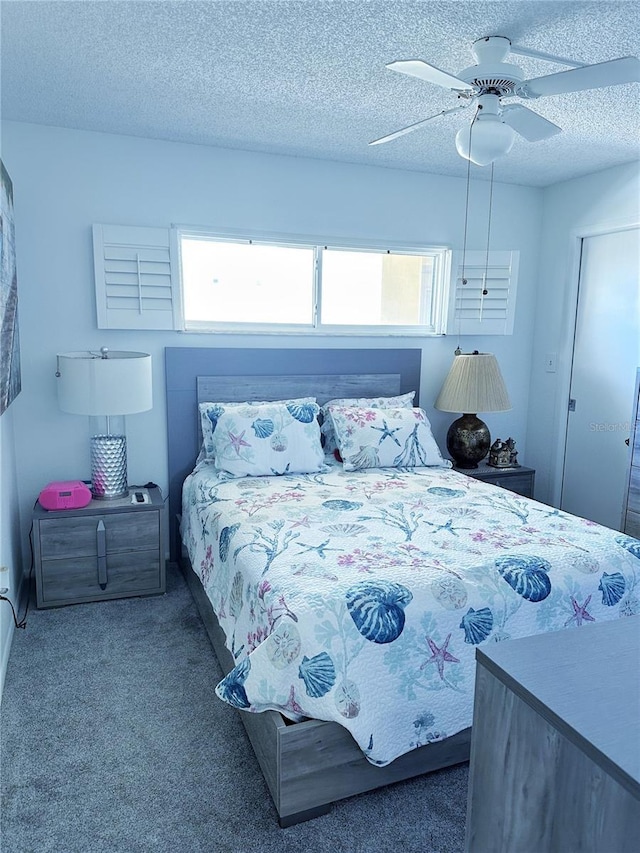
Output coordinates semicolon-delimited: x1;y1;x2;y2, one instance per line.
178;229;451;335
320;248;435;327
181;237;315;326
94;225;519;337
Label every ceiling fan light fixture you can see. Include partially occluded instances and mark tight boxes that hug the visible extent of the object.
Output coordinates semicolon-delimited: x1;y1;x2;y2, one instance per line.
455;116;516;166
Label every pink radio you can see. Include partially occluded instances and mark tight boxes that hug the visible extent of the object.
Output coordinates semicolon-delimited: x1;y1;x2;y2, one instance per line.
39;480;92;511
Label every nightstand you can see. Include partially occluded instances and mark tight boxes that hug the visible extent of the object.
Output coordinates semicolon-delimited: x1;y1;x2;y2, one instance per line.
33;486;165;608
454;462;535;498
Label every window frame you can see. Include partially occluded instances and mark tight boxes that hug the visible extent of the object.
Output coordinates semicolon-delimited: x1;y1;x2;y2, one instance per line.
175;225;451;336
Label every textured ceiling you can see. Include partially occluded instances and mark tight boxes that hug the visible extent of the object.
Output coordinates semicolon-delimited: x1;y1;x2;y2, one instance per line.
1;0;639;186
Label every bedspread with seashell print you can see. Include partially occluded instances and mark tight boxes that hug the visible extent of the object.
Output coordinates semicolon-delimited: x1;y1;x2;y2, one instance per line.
181;458;640;766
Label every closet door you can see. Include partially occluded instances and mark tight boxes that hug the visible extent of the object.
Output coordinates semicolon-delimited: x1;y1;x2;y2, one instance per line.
622;371;640;536
561;227;640;529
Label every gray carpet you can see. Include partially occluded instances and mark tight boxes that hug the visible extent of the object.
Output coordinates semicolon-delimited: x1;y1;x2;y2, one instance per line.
1;564;468;853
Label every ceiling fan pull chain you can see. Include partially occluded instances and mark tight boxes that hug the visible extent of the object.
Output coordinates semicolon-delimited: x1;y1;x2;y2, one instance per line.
483;163;495;297
458;115;475;349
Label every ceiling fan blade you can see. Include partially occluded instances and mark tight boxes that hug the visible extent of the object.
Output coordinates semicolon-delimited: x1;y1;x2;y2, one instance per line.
501;104;562;141
508;44;586;69
519;56;640;98
386;60;475;92
369;105;470;146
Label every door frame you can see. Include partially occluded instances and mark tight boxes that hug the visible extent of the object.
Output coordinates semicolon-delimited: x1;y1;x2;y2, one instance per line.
551;217;639;509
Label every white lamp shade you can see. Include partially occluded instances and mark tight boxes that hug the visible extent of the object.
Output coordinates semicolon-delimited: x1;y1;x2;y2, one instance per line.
435;352;511;414
57;351;153;416
455;117;516;166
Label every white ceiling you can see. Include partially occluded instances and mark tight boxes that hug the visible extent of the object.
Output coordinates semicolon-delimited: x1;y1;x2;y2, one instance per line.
2;0;639;187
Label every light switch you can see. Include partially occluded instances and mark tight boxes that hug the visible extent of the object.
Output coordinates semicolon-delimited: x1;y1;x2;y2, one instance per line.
545;352;557;373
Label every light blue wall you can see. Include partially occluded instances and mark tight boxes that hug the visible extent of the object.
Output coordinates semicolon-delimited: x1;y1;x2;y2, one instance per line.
0;120;543;687
526;162;640;504
0;407;21;698
3;120;542;503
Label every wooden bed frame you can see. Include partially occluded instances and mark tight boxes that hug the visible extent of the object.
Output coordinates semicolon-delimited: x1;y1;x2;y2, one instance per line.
165;346;471;826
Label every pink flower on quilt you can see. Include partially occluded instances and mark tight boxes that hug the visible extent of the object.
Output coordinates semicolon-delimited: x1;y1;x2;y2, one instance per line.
471;530;490;542
258;579;272;599
200;544;214;584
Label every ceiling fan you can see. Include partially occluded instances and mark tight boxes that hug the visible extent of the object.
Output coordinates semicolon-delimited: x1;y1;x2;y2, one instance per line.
370;36;640;165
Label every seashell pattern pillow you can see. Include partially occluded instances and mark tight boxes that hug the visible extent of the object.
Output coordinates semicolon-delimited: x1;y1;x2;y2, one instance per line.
199;397;316;462
327;404;451;471
320;391;415;453
211;400;326;478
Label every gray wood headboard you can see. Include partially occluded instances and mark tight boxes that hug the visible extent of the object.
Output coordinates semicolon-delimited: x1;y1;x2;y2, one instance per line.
165;347;422;558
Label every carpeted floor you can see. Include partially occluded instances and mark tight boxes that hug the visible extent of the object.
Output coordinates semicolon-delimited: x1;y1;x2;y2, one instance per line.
0;564;468;853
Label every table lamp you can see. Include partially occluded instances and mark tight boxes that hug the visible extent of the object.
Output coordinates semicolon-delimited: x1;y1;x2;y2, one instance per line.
435;350;511;468
56;348;152;499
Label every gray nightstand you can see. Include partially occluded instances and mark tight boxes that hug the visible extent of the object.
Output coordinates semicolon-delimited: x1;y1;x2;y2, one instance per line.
454;462;535;498
33;486;165;608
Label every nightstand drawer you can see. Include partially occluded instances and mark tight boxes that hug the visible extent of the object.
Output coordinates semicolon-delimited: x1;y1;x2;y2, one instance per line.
38;511;159;560
489;474;533;498
39;549;161;606
454;463;535;499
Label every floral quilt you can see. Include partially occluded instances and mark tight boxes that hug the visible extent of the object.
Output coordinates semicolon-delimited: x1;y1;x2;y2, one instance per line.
181;459;640;766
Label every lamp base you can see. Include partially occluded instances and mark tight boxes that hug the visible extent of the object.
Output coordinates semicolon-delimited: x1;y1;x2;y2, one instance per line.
90;434;128;499
446;414;490;469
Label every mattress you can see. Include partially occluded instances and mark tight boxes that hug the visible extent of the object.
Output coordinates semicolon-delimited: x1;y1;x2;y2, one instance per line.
181;458;640;766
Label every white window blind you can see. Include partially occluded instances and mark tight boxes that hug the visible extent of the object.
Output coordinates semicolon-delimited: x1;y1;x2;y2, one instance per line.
93;224;181;330
446;250;519;336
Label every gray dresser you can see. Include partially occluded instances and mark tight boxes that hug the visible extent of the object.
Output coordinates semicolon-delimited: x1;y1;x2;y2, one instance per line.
623;368;640;536
465;617;640;852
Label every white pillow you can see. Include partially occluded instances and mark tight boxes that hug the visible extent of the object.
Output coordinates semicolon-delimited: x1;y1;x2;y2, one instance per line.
320;391;415;452
199;397;316;461
327;405;451;471
211;400;326;478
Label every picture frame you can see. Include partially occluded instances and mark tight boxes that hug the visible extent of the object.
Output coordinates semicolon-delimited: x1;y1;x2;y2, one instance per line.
0;159;22;415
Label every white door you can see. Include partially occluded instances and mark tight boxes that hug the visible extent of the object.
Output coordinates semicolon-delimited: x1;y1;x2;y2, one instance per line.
561;227;640;528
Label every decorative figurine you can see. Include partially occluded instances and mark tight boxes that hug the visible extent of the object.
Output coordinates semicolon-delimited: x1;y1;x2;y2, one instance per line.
488;437;520;468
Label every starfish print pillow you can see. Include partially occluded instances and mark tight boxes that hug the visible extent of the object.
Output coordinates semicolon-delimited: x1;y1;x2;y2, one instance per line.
199;397;316;462
319;391;415;453
211;400;326;478
327;405;451;471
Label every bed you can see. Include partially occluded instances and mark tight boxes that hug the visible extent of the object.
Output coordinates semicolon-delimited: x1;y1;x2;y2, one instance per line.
166;346;640;826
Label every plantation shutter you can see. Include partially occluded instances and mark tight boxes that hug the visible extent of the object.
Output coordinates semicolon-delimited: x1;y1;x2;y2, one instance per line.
93;224;181;330
446;250;519;336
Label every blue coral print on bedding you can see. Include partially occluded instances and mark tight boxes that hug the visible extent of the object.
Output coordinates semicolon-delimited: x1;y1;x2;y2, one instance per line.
181;459;640;766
